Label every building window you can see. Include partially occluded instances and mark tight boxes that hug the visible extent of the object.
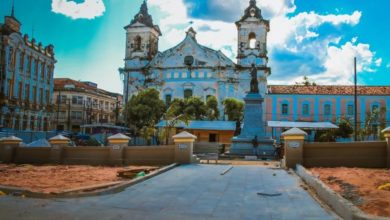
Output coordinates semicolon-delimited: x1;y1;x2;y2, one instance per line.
19;52;24;72
281;103;289;115
191;72;196;78
25;84;30;101
40;88;44;105
167;72;172;79
41;63;45;80
134;36;142;51
302;103;309;116
72;96;83;105
209;134;217;142
165;94;172;106
174;73;179;78
34;60;38;80
46;90;50;105
199;72;204;78
182;72;187;78
184;89;193;99
18;82;22;101
71;111;83;120
33;86;37;104
207;72;212;78
27;56;32;74
324;104;331;116
249;32;256;49
347;104;354;116
372;104;379;112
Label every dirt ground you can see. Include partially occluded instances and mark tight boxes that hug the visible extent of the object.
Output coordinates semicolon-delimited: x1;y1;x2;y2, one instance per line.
0;164;157;194
310;167;390;217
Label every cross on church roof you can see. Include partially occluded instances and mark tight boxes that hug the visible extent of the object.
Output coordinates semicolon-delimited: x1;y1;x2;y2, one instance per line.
11;0;15;17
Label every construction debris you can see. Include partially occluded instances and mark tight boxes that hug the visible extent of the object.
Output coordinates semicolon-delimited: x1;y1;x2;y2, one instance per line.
257;192;282;197
117;167;158;179
220;166;233;175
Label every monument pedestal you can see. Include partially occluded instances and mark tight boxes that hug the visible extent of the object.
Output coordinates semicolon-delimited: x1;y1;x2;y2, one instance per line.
230;93;275;156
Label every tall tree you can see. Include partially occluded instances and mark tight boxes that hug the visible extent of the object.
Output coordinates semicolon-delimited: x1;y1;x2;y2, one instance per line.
206;96;219;120
184;97;208;120
223;98;244;121
124;88;166;134
295;76;317;86
359;107;387;140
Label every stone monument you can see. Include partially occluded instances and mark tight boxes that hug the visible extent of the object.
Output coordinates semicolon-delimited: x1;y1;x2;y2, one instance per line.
230;64;275;156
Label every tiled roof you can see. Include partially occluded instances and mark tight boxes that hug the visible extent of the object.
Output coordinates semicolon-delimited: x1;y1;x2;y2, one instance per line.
54;78;121;97
268;85;390;95
54;78;96;90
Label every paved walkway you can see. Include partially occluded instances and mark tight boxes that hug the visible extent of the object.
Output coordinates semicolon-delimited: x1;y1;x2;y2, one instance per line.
0;164;338;220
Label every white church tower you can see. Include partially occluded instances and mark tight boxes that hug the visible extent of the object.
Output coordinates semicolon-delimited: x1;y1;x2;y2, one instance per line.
122;0;161;103
236;0;270;98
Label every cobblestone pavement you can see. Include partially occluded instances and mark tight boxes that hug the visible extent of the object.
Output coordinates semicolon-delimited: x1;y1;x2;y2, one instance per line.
0;164;339;220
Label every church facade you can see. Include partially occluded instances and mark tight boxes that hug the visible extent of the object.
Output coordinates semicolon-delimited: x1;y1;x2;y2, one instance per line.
120;0;270;114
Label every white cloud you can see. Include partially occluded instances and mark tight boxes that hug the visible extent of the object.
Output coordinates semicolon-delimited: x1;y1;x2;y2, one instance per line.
148;0;380;85
51;0;105;19
312;41;381;84
387;63;390;69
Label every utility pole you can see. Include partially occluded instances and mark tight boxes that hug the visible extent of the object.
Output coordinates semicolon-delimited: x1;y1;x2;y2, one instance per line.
67;98;71;131
354;57;358;141
56;90;60;130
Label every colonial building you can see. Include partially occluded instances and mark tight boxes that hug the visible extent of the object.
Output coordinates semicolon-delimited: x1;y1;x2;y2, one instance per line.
0;8;56;131
53;78;122;132
120;0;270;114
266;85;390;140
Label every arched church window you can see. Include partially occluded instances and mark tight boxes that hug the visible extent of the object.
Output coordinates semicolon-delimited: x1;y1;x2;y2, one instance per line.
249;32;256;49
184;89;193;99
134;36;142;51
165;94;172;106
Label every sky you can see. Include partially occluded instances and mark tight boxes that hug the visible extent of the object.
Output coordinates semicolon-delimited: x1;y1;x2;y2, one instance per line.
1;0;389;94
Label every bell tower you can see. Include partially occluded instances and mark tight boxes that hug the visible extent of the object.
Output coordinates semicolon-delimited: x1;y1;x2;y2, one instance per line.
124;0;161;63
122;0;162;103
236;0;269;67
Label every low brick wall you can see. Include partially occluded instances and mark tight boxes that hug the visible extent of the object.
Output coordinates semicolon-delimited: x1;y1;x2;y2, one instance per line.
0;145;176;166
303;141;387;168
13;147;51;164
63;147;110;165
124;146;175;166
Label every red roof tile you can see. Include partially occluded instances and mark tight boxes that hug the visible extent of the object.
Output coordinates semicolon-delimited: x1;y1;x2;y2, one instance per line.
268;85;390;95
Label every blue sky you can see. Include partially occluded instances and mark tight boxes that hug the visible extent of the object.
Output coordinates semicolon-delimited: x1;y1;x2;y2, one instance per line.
1;0;389;94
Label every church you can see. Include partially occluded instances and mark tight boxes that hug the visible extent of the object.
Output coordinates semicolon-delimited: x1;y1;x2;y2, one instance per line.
120;0;270;114
121;0;390;142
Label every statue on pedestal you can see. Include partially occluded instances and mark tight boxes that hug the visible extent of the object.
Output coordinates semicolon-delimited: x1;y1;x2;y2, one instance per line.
250;64;259;94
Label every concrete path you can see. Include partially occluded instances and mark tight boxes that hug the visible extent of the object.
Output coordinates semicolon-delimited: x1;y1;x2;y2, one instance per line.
0;164;338;220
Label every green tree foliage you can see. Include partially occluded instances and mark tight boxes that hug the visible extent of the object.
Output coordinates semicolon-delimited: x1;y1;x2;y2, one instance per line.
206;96;219;121
140;126;156;145
223;98;244;121
295;76;317;86
184;97;209;120
359;107;387;140
315;116;353;142
335;117;353;138
167;97;209;120
124;88;166;133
